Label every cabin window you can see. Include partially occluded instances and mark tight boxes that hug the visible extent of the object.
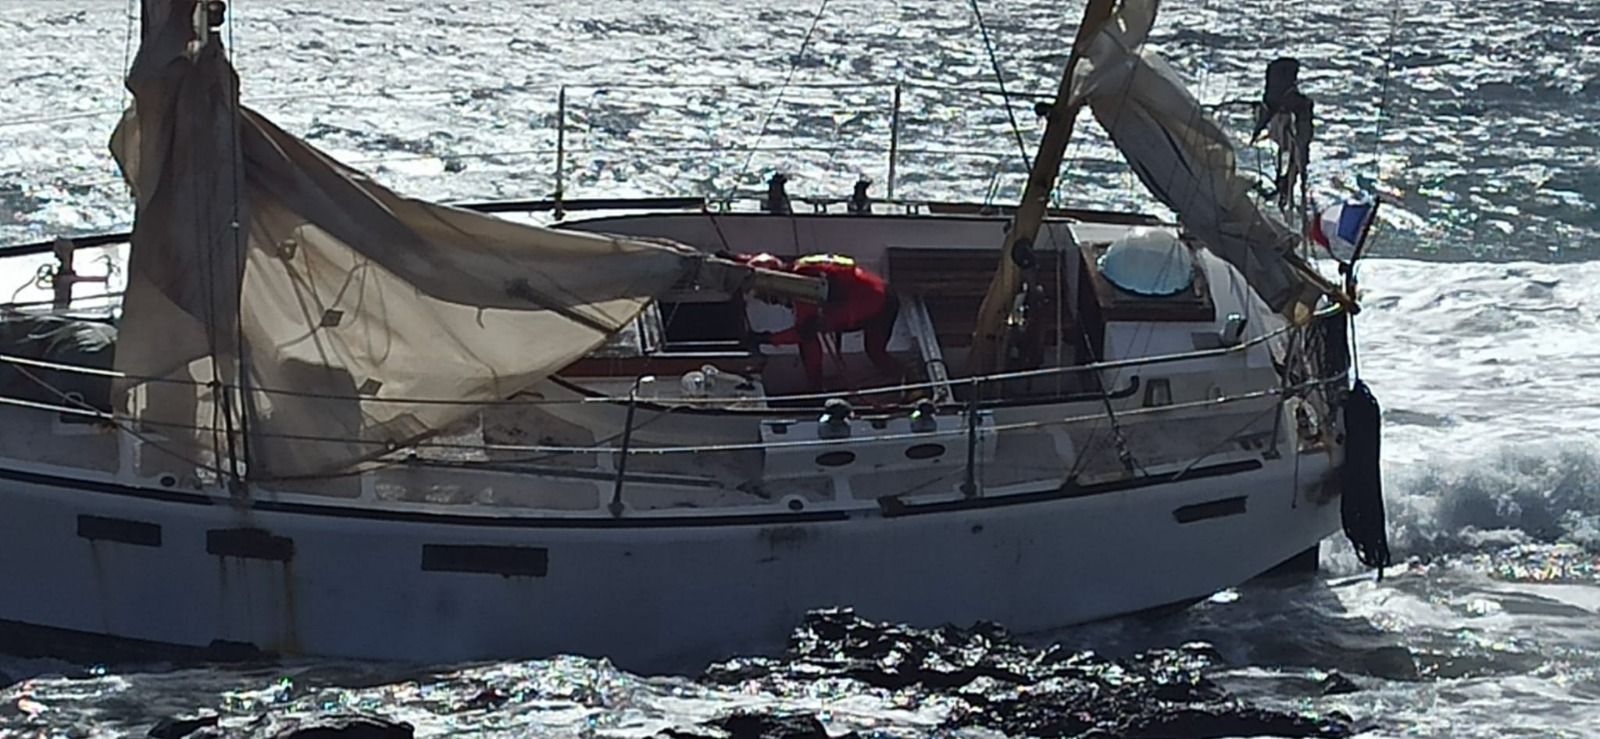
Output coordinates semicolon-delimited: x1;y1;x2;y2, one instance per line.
591;303;664;357
660;300;747;350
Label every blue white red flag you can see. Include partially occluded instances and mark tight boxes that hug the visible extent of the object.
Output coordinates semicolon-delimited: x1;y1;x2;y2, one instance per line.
1310;200;1376;251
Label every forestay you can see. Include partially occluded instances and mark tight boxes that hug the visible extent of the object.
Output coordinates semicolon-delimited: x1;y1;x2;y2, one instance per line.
110;1;711;480
1068;0;1328;320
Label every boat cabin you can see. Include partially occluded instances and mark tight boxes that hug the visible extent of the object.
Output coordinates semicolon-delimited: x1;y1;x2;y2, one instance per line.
552;206;1238;408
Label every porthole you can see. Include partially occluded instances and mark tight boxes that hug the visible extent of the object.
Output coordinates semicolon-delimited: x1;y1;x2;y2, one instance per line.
815;451;856;467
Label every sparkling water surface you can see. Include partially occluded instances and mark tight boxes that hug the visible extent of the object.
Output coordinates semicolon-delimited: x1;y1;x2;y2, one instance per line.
1;1;1597;736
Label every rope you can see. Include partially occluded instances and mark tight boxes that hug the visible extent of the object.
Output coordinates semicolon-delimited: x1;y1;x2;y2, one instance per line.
967;0;1034;173
725;0;832;198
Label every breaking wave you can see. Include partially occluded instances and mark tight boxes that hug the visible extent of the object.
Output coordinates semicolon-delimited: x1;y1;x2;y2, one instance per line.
1395;444;1600;555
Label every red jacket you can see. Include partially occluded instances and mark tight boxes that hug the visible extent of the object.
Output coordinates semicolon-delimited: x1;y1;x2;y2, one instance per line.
768;257;888;345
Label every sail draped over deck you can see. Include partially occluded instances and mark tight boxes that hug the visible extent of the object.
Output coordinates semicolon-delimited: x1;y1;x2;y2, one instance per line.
1069;0;1326;319
111;1;704;479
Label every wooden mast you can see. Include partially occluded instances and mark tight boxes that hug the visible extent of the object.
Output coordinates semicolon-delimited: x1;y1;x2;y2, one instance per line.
967;0;1116;377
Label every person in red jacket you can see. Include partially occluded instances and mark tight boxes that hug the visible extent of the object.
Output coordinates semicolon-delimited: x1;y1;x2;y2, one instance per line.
741;253;903;390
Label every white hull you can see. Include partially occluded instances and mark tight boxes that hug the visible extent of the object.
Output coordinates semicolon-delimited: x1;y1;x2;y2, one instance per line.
0;0;1376;672
2;209;1357;671
0;452;1338;671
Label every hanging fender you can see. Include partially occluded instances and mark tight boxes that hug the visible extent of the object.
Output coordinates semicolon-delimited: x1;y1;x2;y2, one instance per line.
1340;379;1391;576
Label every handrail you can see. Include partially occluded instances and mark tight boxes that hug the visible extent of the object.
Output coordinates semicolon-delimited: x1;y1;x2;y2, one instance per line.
0;376;1337;459
0;305;1339;408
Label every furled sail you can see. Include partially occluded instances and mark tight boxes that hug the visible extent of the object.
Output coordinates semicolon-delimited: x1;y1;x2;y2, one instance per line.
109;1;727;480
1068;0;1328;319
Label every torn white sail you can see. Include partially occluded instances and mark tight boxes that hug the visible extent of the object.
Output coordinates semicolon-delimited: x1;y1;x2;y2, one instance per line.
1069;0;1327;319
111;1;708;479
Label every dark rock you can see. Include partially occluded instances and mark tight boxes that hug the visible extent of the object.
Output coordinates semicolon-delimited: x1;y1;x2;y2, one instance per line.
271;715;413;739
1125;706;1349;738
659;710;860;739
461;687;507;711
1320;671;1361;695
720;711;830;739
701;609;1355;739
656;728;723;739
1361;645;1420;680
147;714;219;739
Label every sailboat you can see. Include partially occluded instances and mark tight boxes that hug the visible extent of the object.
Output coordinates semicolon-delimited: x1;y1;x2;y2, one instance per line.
0;0;1387;670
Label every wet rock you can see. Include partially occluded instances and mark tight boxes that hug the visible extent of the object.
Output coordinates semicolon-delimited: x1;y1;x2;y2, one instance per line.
1360;645;1420;680
716;711;832;739
659;710;858;739
1124;706;1349;737
461;687;508;711
704;608;1354;739
146;713;219;739
270;715;413;739
1320;671;1361;695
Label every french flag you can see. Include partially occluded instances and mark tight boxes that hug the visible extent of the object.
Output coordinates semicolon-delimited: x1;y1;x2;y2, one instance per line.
1310;199;1376;252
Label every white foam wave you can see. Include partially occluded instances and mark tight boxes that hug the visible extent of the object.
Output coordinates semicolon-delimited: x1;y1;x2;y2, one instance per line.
1352;259;1600;466
1388;443;1600;555
1311;258;1600;571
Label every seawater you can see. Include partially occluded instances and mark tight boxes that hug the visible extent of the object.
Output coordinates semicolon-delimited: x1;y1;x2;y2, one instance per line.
1;0;1597;736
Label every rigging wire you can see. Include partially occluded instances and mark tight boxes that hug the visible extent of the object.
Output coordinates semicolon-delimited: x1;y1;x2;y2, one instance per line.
118;0;136;110
1041;4;1155;482
5;359;226;477
724;0;832;198
1344;0;1404;384
967;0;1034;174
225;0;253;484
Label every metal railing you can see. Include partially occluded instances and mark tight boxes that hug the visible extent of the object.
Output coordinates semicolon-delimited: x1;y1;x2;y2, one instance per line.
0;303;1348;516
